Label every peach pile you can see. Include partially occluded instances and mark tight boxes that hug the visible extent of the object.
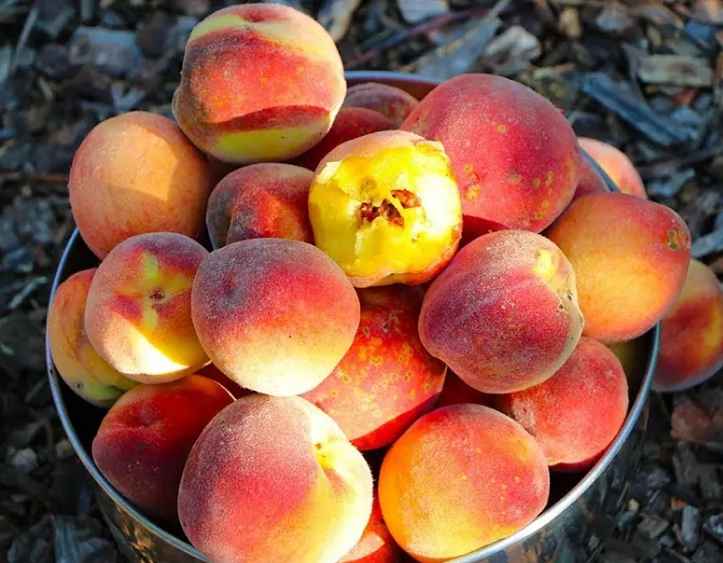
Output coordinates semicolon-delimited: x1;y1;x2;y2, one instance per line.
92;375;233;522
48;3;712;561
654;259;723;392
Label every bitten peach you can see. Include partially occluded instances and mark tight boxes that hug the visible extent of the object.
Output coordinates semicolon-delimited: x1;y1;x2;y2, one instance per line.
205;163;314;248
309;130;462;287
191;239;360;396
497;337;629;471
577;138;646;199
654;259;723;392
402;74;580;233
379;405;549;561
172;4;346;163
341;493;402;563
92;375;233;522
303;286;446;451
295;107;394;170
343;82;419;127
547;192;691;342
69;111;211;258
178;395;373;563
47;269;137;407
85;233;209;383
419;230;583;394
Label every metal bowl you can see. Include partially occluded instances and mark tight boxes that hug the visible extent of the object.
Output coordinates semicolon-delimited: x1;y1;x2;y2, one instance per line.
47;71;659;563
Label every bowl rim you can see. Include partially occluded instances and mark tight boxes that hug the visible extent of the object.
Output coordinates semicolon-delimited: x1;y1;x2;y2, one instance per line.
46;69;659;562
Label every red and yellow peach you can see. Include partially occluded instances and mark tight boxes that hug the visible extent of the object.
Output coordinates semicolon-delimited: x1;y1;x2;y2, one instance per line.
576;138;646;199
343;82;419;127
191;238;360;396
178;395;373;563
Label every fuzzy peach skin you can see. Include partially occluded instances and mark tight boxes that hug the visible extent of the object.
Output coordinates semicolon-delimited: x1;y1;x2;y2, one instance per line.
341;493;402;563
547;192;691;343
191;238;359;396
206;163;314;248
85;233;209;383
343;82;419;128
401;73;580;234
172;4;345;164
178;395;373;563
303;286;446;451
47;269;137;407
576;138;646;199
295;107;394;170
419;230;583;394
654;259;723;392
92;375;233;523
69;111;211;258
379;404;549;561
309;130;462;287
497;337;629;472
436;371;493;408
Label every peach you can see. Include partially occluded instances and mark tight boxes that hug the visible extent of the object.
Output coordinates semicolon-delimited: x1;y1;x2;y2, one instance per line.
205;163;314;249
402;73;580;234
69;111;212;258
343;82;419;127
92;375;233;522
295;107;394;170
85;233;209;383
308;130;462;287
341;493;402;563
497;337;629;471
172;4;345;164
178;395;373;563
654;259;723;392
47;269;137;407
379;404;549;560
436;371;493;408
303;286;446;451
573;150;608;200
607;338;649;390
547;192;691;342
419;230;583;394
191;238;359;396
577;138;646;199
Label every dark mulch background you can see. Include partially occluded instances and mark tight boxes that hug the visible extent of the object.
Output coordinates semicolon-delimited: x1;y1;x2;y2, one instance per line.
1;1;722;562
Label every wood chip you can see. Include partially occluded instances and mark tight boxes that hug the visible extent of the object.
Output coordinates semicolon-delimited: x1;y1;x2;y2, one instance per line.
397;0;449;24
638;55;714;87
559;6;582;39
483;25;541;76
318;0;362;42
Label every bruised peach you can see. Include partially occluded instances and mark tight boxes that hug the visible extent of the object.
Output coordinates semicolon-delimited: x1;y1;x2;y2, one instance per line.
205;163;313;248
547;192;691;343
309;130;462;287
178;395;373;563
173;4;345;163
92;375;233;522
577;138;646;199
47;269;137;407
343;82;419;127
303;286;446;451
341;493;402;563
85;233;209;383
419;230;583;394
497;337;629;471
654;259;723;392
295;107;394;170
69;112;212;258
379;404;549;561
191;239;359;396
402;74;579;234
436;371;493;408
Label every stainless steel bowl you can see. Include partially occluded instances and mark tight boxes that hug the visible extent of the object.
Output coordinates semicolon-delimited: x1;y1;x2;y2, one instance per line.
47;71;660;563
